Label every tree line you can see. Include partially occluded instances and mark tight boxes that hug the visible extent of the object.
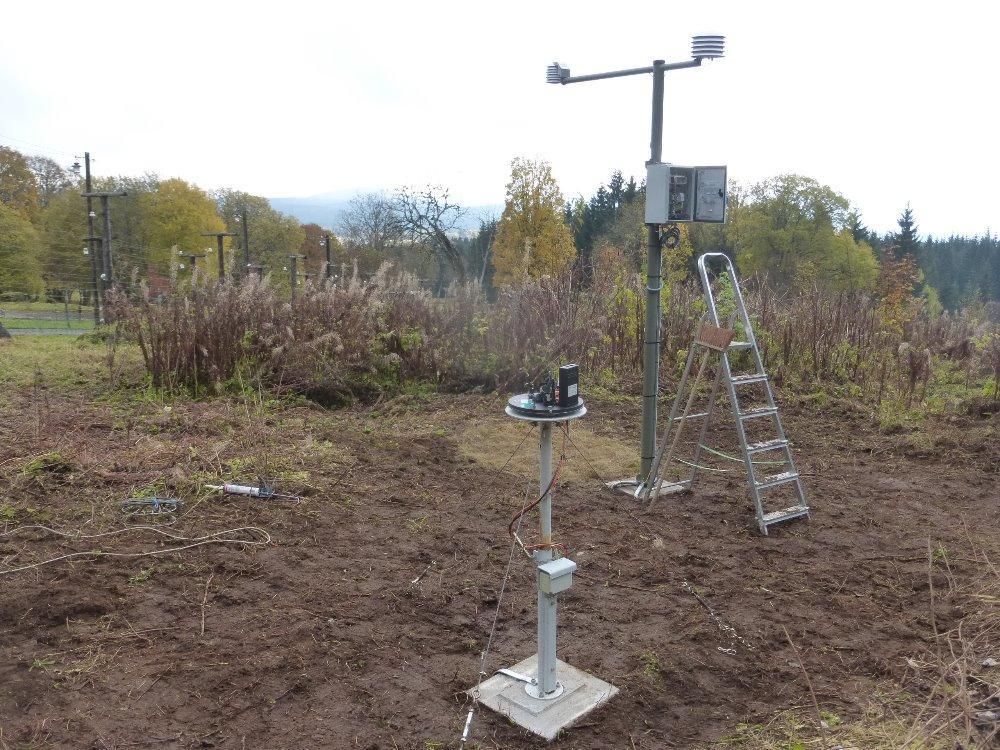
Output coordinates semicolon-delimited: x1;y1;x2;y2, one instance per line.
0;142;996;313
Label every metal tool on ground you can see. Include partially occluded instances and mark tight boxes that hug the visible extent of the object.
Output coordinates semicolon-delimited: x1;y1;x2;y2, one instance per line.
205;481;300;501
640;252;809;535
468;364;618;742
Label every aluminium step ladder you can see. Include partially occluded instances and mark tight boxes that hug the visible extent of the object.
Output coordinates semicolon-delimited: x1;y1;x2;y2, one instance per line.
643;252;809;535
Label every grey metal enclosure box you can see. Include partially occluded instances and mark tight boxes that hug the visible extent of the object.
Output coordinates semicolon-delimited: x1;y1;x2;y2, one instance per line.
645;163;727;224
538;557;576;594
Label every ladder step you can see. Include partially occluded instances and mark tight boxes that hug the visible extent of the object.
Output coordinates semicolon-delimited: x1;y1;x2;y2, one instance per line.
728;341;753;350
731;373;768;386
671;411;709;422
738;406;778;421
755;471;799;490
761;504;810;526
746;438;788;454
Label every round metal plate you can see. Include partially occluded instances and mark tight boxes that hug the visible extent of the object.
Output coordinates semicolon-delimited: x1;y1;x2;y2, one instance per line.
505;394;587;422
524;681;566;700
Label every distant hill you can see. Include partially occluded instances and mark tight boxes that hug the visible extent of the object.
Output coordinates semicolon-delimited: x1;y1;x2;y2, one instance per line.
269;193;502;233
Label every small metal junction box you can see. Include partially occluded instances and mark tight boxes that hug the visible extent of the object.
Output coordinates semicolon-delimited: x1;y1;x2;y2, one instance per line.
538;557;576;595
645;163;727;224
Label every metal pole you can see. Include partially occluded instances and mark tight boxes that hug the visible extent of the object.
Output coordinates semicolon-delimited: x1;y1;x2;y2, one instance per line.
182;253;206;277
241;207;250;273
289;256;299;301
201;232;236;281
639;62;666;483
535;422;558;696
81;192;127;297
100;196;113;292
324;234;332;280
547;54;709;489
83;153;100;324
216;234;225;279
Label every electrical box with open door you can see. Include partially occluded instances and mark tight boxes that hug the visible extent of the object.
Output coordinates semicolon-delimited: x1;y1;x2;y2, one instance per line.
645;163;727;224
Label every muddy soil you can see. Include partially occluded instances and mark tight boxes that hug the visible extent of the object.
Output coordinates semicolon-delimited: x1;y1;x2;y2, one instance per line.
0;390;996;749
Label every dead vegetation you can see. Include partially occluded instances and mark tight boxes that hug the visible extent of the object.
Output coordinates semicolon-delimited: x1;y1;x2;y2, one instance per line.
107;264;1000;419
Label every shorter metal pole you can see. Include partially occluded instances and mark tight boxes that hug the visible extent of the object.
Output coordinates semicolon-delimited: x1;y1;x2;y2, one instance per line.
535;423;558;697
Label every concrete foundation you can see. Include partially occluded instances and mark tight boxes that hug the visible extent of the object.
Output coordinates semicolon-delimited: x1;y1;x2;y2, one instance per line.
470;654;618;742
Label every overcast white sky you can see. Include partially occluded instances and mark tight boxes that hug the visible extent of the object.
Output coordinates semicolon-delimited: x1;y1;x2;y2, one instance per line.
1;1;996;236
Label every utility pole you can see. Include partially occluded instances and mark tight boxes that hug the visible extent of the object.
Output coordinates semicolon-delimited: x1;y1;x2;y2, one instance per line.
239;207;250;275
322;233;333;281
82;190;128;299
287;254;305;301
545;36;724;488
83;234;103;313
80;153;100;323
201;231;237;280
179;251;207;274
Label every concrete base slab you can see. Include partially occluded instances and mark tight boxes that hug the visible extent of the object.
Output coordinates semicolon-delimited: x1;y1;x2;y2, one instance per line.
607;477;690;499
470;654;618;741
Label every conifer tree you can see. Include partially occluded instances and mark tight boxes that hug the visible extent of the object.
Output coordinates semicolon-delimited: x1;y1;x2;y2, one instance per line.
891;204;920;258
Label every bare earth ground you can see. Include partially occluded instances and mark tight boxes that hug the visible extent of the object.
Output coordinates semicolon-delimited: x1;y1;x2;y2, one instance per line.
0;381;997;749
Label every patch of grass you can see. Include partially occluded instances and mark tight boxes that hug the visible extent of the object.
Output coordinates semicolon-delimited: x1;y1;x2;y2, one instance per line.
22;452;74;476
405;516;429;533
401;380;437;398
637;649;662;679
29;658;56;672
128;567;155;584
1;316;94;330
1;300;91;313
458;416;637;483
819;710;842;728
0;335;140;392
713;697;949;749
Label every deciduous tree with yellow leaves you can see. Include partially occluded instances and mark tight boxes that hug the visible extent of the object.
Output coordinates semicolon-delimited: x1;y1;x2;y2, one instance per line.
142;179;226;276
492;158;575;285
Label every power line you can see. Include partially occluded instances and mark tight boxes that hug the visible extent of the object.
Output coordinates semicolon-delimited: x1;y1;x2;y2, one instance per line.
0;133;78;159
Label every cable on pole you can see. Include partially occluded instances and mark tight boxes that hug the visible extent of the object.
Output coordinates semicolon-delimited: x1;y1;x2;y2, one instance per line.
459;424;537;748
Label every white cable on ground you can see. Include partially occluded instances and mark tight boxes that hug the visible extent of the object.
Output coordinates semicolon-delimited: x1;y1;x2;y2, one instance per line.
0;524;271;575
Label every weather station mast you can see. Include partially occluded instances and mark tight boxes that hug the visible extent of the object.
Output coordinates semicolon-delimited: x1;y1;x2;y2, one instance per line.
546;35;728;497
